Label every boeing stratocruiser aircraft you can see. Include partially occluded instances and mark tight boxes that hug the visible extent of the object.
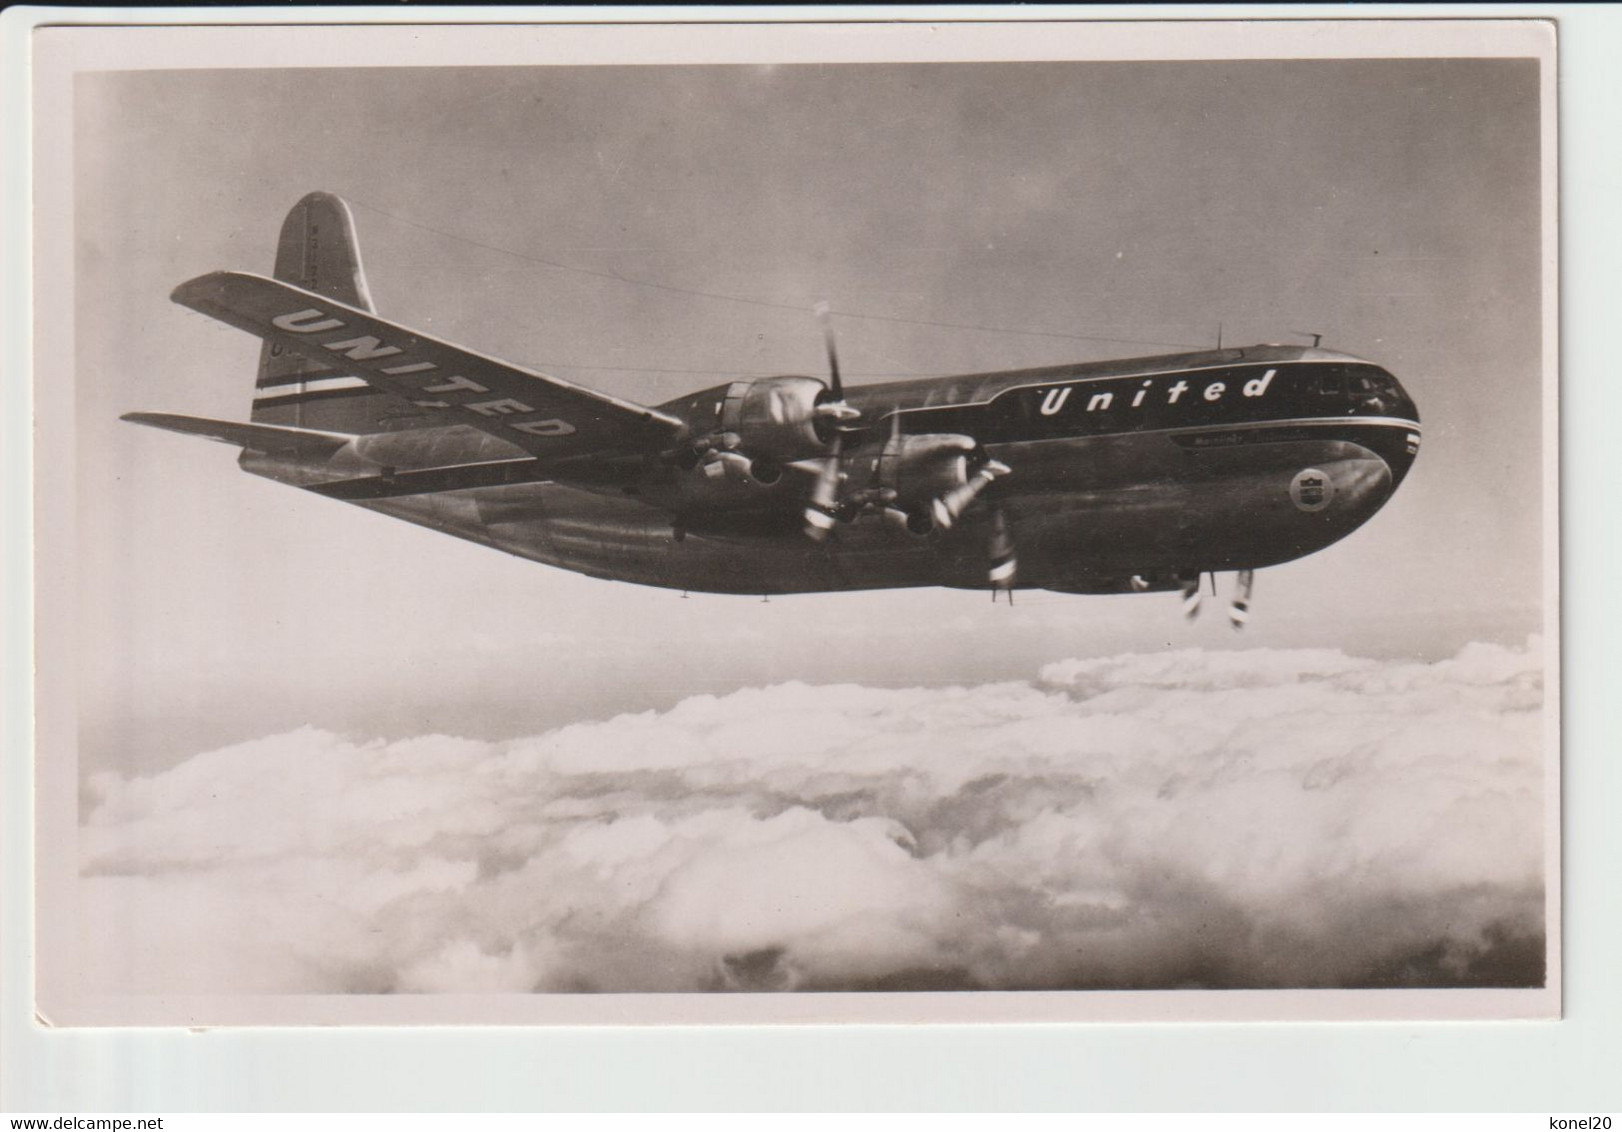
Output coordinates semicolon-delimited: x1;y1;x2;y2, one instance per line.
126;192;1421;625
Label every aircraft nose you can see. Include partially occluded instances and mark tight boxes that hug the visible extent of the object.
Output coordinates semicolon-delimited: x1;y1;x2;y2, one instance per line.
1342;454;1393;497
1290;455;1393;524
1327;455;1395;517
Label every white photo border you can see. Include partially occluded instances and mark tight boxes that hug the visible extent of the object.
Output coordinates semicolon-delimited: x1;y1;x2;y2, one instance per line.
4;4;1610;1112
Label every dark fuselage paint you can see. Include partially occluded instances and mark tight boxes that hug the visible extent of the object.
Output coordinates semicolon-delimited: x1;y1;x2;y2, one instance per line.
247;344;1420;595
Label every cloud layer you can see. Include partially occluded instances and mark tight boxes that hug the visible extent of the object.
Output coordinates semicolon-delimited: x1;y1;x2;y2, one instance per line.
80;639;1547;994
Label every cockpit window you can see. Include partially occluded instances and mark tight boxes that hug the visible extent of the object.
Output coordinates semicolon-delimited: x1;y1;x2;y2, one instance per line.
1314;365;1399;400
1353;372;1393;396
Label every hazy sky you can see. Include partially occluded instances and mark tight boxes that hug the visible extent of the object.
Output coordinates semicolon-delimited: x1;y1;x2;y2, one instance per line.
73;59;1545;774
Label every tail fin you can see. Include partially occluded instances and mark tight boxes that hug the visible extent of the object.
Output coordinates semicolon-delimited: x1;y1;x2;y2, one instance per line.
252;193;433;434
255;192;372;390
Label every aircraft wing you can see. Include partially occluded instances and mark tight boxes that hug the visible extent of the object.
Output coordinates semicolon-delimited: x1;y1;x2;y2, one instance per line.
171;271;687;461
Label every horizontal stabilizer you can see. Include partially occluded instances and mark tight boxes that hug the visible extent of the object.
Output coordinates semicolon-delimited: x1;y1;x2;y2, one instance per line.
121;412;353;457
171;271;687;461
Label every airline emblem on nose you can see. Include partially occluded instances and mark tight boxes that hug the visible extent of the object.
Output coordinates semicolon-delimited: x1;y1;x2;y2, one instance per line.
1290;468;1334;512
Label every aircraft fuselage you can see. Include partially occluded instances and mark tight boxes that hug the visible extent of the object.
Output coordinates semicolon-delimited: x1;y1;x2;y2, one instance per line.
246;343;1420;596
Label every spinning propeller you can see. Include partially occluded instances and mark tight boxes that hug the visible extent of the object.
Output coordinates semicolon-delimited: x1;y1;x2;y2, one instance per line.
803;302;859;541
930;457;1012;532
799;304;1016;596
812;301;861;429
988;505;1018;600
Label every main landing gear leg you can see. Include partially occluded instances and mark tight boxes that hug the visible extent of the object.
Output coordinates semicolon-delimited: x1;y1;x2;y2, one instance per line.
1179;575;1202;620
1228;569;1255;630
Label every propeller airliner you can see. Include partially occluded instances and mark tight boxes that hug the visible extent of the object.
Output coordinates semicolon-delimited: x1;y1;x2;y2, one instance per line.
126;192;1421;625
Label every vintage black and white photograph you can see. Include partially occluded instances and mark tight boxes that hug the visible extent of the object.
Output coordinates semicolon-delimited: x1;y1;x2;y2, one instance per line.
32;18;1557;1024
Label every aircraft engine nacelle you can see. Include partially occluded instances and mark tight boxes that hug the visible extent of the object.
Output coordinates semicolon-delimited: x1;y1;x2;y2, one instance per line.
719;376;837;462
876;433;977;503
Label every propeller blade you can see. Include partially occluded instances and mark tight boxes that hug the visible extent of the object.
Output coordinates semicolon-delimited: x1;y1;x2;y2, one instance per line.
803;431;843;541
1179;575;1202;620
814;300;843;402
1228;569;1255;630
931;459;1011;531
701;449;753;480
988;506;1017;596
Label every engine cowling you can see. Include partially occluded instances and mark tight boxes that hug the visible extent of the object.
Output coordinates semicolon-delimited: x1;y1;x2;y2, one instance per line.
876;433;976;503
719;376;838;462
857;432;1009;535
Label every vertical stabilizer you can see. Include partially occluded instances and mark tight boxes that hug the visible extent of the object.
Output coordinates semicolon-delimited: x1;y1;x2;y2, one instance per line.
254;192;374;397
252;193;436;434
273;191;373;307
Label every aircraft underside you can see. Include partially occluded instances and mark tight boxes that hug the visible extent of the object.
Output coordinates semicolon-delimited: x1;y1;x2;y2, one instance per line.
297;422;1406;596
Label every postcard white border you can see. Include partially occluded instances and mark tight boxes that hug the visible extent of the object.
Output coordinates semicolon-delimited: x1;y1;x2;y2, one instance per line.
19;1;1569;1033
4;4;1608;1112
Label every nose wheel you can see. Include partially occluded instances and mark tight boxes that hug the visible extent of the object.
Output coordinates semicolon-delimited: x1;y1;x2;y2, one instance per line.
1179;570;1257;628
1179;575;1203;620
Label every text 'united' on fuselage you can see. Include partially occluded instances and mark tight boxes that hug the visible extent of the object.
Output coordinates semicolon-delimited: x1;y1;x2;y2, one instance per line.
124;191;1421;625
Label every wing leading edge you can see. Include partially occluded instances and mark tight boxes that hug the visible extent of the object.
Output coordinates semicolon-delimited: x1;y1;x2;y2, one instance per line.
171;271;687;461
